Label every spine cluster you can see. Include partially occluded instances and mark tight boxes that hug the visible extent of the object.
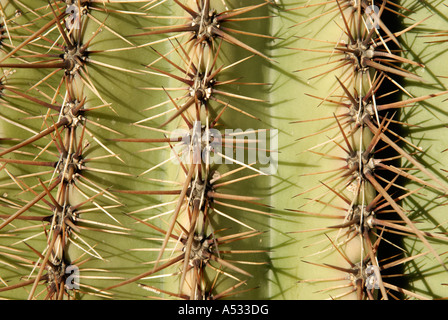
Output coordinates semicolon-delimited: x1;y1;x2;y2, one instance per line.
0;0;274;300
291;0;448;299
105;0;273;299
0;1;138;299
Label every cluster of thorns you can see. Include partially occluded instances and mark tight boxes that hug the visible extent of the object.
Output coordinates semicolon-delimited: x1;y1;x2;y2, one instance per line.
105;0;275;300
0;0;145;299
0;0;274;300
290;0;448;299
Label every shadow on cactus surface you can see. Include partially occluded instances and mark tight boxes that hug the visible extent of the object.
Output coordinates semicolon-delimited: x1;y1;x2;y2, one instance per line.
0;0;447;300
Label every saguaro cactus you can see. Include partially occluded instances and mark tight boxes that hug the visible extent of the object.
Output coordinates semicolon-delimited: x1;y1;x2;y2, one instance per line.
0;0;447;300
